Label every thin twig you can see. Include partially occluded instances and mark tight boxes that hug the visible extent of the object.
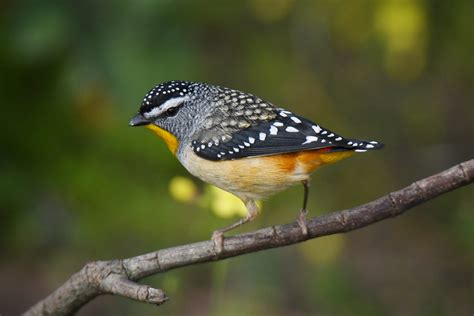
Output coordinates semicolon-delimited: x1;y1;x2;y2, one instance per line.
23;159;474;316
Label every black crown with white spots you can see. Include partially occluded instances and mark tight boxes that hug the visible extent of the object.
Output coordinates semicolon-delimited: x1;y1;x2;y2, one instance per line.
139;80;195;116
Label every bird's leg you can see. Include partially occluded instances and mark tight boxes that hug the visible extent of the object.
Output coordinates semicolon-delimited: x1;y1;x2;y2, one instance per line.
212;200;259;253
296;179;310;236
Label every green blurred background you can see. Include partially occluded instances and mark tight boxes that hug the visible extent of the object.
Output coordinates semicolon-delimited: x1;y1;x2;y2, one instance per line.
1;0;473;315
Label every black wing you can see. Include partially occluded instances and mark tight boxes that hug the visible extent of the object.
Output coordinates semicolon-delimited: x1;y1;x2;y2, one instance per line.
192;110;383;161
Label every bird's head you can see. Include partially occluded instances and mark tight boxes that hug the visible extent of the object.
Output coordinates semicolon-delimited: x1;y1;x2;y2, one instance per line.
129;80;217;153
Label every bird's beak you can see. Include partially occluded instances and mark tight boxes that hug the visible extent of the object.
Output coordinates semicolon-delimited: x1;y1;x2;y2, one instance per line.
129;113;150;127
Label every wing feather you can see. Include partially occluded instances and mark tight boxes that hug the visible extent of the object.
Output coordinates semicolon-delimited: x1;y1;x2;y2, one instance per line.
192;110;383;161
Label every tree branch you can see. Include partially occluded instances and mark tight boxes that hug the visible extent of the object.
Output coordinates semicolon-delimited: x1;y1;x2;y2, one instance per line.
23;159;474;316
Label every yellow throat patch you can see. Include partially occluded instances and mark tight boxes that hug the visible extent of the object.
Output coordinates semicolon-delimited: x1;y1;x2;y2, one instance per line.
146;124;179;154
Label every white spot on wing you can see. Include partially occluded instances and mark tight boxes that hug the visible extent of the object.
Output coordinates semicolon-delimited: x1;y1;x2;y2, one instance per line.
312;125;321;133
244;141;250;147
259;133;267;141
273;122;284;127
249;137;255;144
285;126;299;133
291;116;302;123
335;137;342;141
302;136;318;144
269;126;278;135
355;149;367;152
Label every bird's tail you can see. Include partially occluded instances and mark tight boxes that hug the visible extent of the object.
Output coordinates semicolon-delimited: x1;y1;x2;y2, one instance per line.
337;139;384;153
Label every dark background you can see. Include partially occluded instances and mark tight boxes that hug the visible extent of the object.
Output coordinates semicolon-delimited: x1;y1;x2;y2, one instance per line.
1;1;473;315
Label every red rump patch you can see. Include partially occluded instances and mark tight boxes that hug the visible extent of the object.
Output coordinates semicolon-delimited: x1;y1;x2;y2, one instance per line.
317;147;333;153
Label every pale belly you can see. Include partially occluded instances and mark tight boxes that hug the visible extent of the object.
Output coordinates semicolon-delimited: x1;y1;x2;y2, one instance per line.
178;146;329;201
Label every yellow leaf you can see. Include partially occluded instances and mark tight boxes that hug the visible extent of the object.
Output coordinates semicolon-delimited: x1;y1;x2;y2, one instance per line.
208;186;248;219
168;176;197;203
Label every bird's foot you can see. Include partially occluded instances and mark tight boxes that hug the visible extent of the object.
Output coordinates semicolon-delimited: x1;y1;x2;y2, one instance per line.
296;208;308;236
211;230;225;254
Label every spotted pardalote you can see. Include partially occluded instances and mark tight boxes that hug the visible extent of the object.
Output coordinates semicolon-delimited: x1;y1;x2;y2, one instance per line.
130;80;383;251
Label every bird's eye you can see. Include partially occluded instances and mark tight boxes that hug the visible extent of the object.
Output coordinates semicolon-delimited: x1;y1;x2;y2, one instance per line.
166;106;180;117
159;97;187;118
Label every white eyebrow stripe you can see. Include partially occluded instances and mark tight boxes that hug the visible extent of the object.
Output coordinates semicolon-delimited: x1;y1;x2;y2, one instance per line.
143;96;189;118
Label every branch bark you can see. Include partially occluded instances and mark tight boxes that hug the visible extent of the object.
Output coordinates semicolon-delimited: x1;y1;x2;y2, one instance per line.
23;159;474;316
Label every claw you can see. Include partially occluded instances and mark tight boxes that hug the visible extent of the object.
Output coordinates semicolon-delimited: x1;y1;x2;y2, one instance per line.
296;208;308;236
211;230;224;253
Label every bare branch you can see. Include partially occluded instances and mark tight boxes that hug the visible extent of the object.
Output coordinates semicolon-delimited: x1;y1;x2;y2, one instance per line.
23;159;474;316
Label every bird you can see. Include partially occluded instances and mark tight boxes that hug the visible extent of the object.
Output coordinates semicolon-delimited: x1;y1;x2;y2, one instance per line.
129;80;383;251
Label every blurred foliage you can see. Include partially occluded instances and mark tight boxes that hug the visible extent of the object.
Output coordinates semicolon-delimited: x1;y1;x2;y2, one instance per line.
169;176;198;203
206;185;249;219
1;0;473;315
